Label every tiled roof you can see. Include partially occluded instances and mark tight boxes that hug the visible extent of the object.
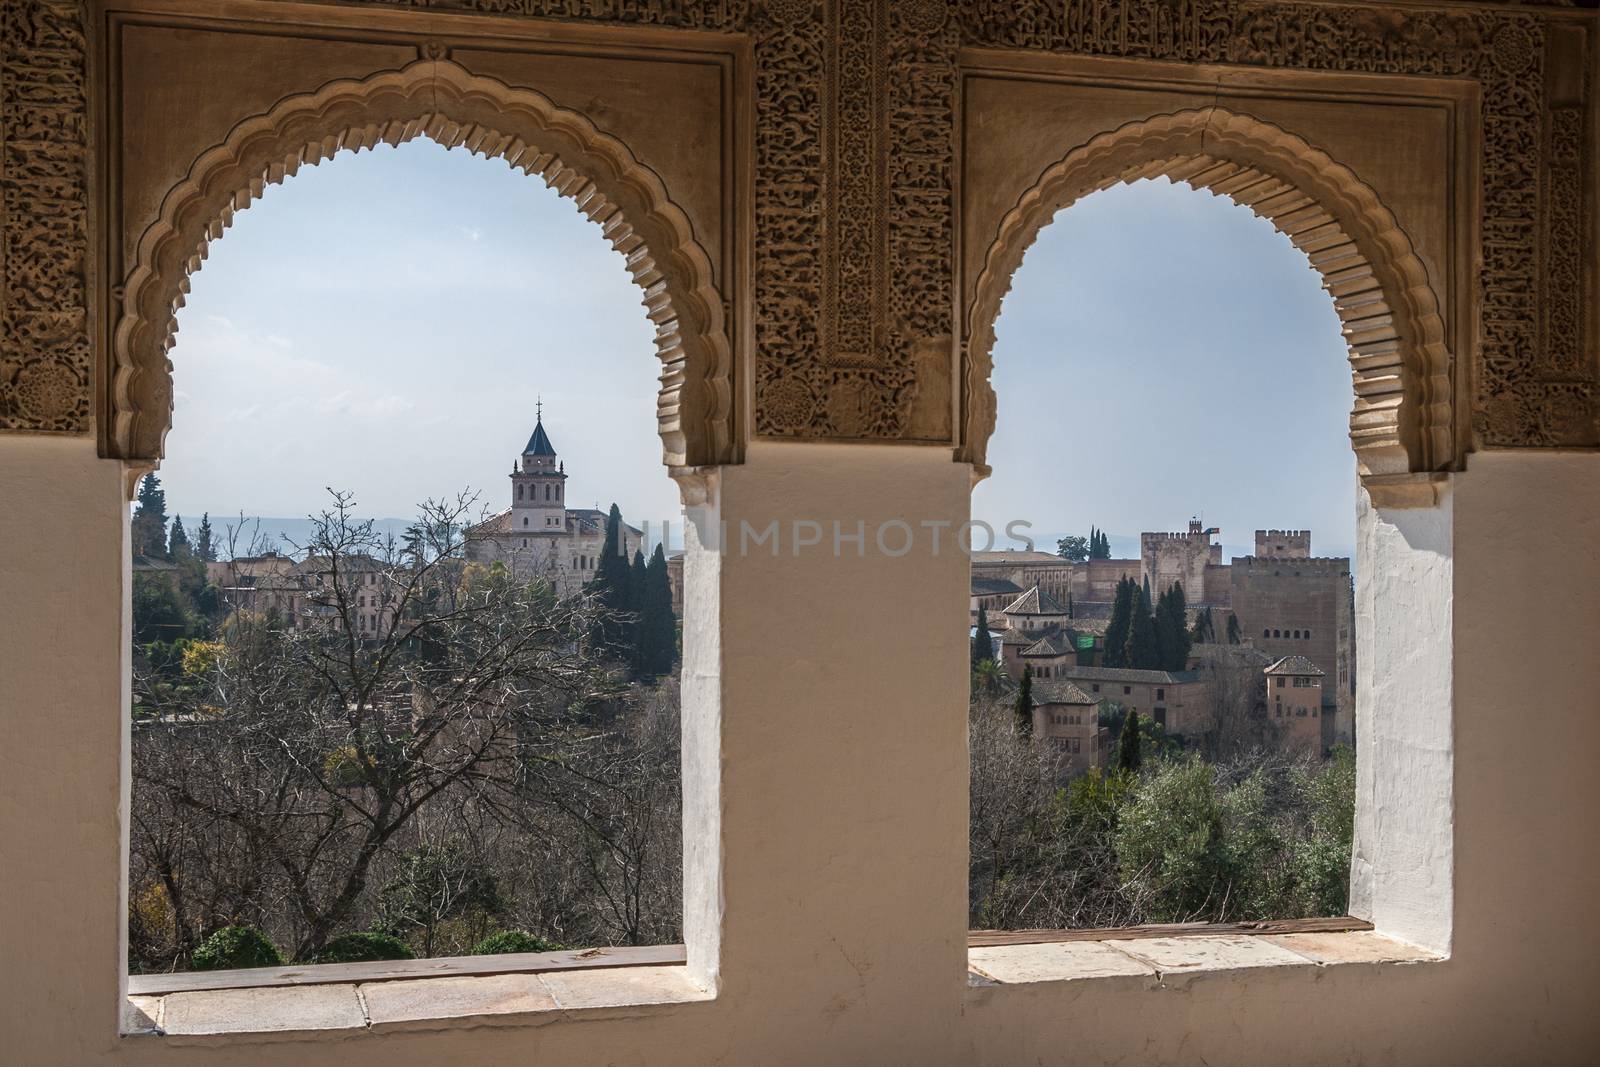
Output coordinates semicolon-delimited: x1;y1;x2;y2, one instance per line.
1265;655;1326;676
972;577;1023;596
970;550;1067;564
996;627;1039;646
1003;584;1068;616
470;508;643;539
1031;679;1097;706
524;418;557;456
1190;643;1274;669
567;508;645;538
1058;665;1200;686
1021;633;1070;657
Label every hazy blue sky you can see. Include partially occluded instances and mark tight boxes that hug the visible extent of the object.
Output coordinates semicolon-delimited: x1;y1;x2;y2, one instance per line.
972;175;1356;559
162;138;1357;560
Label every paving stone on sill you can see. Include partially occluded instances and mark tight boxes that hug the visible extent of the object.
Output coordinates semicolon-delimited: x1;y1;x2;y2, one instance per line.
362;971;558;1025
123;995;163;1034
969;941;1157;984
159;983;366;1035
1110;935;1315;976
1267;930;1440;966
538;965;712;1010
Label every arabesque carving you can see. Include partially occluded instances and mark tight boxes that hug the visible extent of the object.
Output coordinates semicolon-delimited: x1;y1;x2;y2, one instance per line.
0;0;1593;461
109;59;734;476
0;0;91;434
960;2;1593;452
963;108;1454;503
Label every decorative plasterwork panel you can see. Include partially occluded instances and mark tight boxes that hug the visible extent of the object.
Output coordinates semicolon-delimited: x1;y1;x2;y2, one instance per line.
963;108;1452;500
0;0;91;433
0;0;1593;456
109;59;733;475
959;1;1594;452
751;0;958;442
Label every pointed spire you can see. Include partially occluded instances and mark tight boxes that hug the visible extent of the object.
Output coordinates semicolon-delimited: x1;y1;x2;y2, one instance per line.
524;400;556;457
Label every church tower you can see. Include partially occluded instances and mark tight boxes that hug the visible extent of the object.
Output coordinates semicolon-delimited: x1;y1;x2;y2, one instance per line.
510;403;568;537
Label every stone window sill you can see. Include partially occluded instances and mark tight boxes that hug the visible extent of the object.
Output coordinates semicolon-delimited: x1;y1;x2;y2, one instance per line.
966;929;1440;989
123;947;710;1040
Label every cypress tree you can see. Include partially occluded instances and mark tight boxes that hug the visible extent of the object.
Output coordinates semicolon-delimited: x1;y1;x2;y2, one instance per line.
587;504;633;656
132;474;170;559
168;515;192;559
196;513;216;563
640;544;678;677
626;549;649;672
1103;577;1134;669
1126;598;1159;669
972;605;994;672
1154;582;1191;671
1226;613;1242;645
1141;573;1152;609
1190;604;1215;646
1067;589;1075;620
629;550;648;612
1014;669;1034;737
1117;709;1142;773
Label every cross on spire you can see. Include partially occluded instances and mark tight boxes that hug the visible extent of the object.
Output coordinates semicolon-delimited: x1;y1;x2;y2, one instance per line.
536;395;543;422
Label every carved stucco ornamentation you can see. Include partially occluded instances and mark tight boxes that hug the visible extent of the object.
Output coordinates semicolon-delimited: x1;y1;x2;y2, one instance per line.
961;2;1594;455
963;108;1452;499
1;0;1591;458
110;60;734;478
750;0;956;442
0;0;91;434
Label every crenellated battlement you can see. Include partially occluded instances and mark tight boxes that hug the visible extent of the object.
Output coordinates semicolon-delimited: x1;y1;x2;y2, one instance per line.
1254;529;1312;558
1143;531;1213;542
1235;555;1349;574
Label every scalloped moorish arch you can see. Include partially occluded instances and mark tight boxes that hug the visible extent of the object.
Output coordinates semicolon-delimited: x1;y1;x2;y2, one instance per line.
963;107;1456;507
109;59;734;487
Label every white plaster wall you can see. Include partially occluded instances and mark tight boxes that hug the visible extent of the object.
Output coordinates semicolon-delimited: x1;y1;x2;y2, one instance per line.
1;440;1597;1065
1349;486;1454;953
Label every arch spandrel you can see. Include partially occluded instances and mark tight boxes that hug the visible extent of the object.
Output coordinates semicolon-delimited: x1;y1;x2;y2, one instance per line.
962;107;1456;508
108;59;735;491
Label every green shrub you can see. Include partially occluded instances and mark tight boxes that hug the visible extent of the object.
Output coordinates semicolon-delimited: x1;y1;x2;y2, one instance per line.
471;930;562;956
311;932;415;965
190;925;283;971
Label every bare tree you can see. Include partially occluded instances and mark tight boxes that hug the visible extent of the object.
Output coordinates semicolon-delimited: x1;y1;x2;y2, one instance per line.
133;490;622;960
1197;658;1277;761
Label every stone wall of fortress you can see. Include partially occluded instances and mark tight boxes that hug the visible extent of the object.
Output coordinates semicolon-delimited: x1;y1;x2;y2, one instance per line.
1229;556;1355;739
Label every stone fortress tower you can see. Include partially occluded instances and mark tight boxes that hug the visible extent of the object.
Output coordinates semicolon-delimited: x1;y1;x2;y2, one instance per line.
1253;529;1312;559
1140;519;1226;604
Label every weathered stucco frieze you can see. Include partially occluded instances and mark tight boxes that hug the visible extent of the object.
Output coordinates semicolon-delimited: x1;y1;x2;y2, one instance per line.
0;0;1593;465
0;0;91;434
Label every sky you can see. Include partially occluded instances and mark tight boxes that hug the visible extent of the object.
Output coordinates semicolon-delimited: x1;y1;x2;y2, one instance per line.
161;138;1357;560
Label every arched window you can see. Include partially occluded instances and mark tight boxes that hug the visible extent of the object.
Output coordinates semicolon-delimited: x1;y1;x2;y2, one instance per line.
972;173;1363;937
128;134;689;977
